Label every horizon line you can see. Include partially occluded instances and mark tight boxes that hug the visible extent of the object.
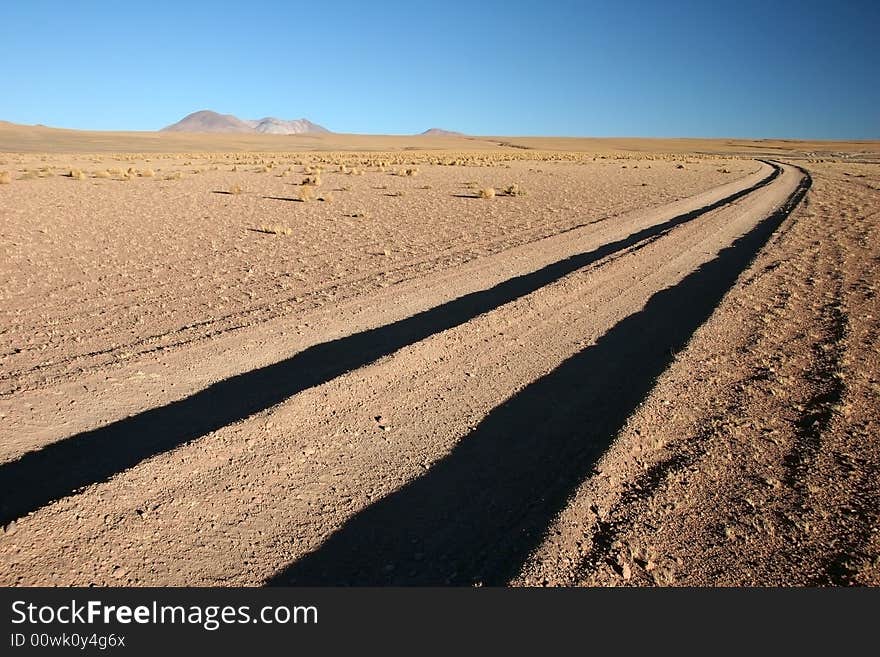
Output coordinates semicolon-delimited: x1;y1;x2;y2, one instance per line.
2;119;878;144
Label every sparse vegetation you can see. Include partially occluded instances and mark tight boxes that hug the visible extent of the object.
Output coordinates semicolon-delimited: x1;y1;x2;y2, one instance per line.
257;224;292;236
230;185;242;195
0;171;11;184
503;183;526;196
299;184;315;202
478;187;496;199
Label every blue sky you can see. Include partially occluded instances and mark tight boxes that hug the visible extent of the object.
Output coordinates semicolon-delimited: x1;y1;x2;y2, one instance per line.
1;0;877;138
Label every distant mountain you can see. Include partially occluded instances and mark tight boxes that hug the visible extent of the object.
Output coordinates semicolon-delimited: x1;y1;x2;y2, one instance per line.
420;128;464;136
249;117;329;134
161;110;330;134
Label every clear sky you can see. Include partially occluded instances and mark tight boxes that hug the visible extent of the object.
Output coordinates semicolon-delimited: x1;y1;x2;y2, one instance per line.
1;0;877;138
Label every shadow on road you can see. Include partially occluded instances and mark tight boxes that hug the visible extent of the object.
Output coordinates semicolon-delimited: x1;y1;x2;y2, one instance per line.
267;166;809;585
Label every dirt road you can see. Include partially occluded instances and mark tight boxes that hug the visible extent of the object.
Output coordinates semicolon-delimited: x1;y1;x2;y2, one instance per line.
1;156;877;586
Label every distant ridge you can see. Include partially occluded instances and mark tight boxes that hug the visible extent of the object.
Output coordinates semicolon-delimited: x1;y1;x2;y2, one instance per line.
420;128;464;136
162;110;330;134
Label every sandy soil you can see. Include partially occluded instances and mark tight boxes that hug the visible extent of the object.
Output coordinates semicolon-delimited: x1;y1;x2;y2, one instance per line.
516;161;880;587
0;138;877;586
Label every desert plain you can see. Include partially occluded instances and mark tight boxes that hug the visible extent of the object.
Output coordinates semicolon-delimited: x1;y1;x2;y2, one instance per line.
0;122;878;585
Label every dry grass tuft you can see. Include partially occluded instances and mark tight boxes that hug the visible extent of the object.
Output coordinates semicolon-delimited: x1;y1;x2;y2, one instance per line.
258;224;292;236
0;171;11;184
299;185;315;202
230;185;242;195
302;174;322;186
140;168;155;177
318;192;334;203
478;187;496;199
69;169;86;180
93;170;112;179
503;183;526;196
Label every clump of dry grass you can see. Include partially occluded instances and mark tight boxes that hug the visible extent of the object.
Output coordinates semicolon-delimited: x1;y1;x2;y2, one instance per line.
140;168;155;177
258;224;292;236
299;184;315;202
503;183;526;196
69;169;86;180
302;174;321;186
0;171;11;184
318;192;334;203
230;185;242;195
93;170;112;179
165;171;183;180
478;187;495;199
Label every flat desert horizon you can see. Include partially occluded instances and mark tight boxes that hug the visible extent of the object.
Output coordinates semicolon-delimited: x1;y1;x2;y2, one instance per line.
1;116;878;586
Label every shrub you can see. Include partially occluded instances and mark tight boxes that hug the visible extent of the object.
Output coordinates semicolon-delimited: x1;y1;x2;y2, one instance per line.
259;224;292;236
478;187;495;198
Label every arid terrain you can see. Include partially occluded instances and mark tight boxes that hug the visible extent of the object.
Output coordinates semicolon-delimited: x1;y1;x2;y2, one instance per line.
0;127;878;585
